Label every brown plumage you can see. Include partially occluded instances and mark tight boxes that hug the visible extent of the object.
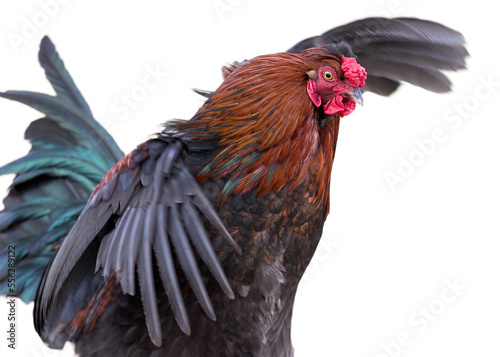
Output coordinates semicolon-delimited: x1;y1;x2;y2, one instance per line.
171;49;345;211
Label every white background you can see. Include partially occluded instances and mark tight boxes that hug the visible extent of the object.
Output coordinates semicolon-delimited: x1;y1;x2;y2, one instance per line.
0;1;499;356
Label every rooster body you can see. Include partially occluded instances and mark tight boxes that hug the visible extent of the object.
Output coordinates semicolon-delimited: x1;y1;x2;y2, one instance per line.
35;48;350;357
72;162;326;356
0;18;467;356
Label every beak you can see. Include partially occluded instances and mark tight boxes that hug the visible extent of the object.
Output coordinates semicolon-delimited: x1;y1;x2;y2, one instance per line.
344;87;364;106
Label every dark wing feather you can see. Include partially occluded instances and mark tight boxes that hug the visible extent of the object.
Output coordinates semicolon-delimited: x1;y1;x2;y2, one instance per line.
287;17;468;96
153;204;191;334
35;138;240;348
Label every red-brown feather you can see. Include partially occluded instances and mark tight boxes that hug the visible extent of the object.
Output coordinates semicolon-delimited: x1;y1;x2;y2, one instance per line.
70;273;118;333
172;48;345;212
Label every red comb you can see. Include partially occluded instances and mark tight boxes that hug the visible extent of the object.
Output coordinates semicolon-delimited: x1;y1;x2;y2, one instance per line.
341;55;367;88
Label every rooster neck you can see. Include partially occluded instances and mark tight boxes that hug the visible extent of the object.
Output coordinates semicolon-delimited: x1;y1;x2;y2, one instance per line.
186;112;340;214
170;52;342;212
315;115;340;213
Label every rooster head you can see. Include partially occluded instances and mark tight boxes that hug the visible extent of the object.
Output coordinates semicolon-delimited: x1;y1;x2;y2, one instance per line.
306;52;366;117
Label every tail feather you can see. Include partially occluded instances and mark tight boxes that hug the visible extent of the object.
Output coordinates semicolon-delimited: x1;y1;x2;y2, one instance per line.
200;17;468;100
0;36;123;302
25;116;80;150
0;91;121;162
37;36;122;162
287;17;469;96
357;41;468;71
314;17;465;48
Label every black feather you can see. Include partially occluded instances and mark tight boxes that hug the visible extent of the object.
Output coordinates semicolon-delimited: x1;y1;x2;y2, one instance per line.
169;204;216;320
288;17;468;95
138;207;162;347
38;36;94;117
153;204;191;335
181;200;234;299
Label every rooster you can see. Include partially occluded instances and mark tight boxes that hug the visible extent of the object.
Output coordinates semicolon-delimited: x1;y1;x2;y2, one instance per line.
0;18;467;356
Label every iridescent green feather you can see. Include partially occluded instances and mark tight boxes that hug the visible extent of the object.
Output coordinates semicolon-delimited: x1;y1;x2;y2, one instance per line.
0;36;123;302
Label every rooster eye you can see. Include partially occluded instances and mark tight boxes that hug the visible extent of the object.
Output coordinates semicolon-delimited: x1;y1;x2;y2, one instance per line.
323;71;334;81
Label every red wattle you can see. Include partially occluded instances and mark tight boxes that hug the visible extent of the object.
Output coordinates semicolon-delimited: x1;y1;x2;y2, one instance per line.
323;93;356;117
323;94;344;115
338;100;356;117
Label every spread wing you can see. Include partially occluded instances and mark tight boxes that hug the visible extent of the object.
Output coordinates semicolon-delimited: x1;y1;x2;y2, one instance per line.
35;137;240;348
